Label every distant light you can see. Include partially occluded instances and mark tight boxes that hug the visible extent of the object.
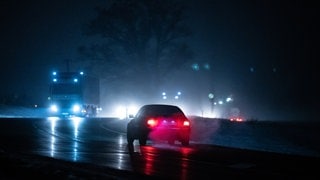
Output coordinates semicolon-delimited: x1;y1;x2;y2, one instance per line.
74;78;78;82
230;117;243;122
177;91;181;95
73;104;81;113
218;100;223;105
208;93;214;99
226;97;233;102
53;78;57;82
80;71;84;75
162;92;166;96
191;63;199;71
203;63;210;70
52;72;57;76
114;105;138;119
175;95;179;99
50;105;58;112
163;96;167;100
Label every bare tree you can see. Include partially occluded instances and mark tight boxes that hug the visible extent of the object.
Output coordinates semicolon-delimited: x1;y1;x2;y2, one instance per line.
78;0;193;96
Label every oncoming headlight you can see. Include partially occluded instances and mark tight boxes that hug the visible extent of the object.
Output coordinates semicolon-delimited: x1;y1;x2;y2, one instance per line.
50;104;58;112
73;104;81;113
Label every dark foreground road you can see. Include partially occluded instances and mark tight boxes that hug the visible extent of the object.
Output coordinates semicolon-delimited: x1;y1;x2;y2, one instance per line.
1;145;320;180
0;150;146;179
1;117;320;179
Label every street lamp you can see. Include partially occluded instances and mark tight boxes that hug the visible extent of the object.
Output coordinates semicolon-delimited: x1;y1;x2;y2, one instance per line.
162;92;167;99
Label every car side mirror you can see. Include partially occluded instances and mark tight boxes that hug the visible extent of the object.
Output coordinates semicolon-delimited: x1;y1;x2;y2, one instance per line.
128;114;134;118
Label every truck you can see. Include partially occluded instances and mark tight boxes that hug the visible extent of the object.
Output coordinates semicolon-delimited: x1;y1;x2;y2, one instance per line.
47;71;100;117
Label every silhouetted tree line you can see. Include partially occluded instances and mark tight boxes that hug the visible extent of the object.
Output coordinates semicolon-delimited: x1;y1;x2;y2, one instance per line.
75;0;193;97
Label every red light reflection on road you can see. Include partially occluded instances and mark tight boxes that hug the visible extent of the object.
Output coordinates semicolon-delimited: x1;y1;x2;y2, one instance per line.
140;146;156;175
133;144;195;178
180;147;194;179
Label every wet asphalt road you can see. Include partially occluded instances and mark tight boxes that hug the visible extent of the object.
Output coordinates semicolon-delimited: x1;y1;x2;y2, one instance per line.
0;117;319;179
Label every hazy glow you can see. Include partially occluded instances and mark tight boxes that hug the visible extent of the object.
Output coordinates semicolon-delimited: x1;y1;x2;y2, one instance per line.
226;97;232;102
203;63;210;70
50;104;58;112
191;63;199;71
72;104;81;113
114;104;139;119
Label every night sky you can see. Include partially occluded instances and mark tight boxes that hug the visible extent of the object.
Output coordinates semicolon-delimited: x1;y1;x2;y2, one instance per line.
0;0;317;120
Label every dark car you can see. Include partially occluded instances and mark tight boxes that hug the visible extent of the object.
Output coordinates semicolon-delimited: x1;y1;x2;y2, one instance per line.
126;104;191;146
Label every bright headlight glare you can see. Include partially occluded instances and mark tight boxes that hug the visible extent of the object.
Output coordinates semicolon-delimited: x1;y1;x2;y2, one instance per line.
50;105;58;112
73;104;81;112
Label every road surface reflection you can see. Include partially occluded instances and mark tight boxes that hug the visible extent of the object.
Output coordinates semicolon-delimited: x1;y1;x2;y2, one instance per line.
48;117;84;161
128;143;195;178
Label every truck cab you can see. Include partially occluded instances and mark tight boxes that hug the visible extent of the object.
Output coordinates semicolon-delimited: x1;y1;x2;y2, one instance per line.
48;71;85;117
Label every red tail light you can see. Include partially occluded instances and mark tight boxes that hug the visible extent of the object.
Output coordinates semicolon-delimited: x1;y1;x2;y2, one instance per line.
147;119;157;127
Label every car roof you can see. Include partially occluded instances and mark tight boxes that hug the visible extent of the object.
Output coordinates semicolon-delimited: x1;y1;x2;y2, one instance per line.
138;104;185;116
140;104;181;110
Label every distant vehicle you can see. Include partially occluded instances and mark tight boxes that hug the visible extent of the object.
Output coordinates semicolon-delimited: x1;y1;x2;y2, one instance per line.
47;71;100;117
126;104;191;146
230;116;244;122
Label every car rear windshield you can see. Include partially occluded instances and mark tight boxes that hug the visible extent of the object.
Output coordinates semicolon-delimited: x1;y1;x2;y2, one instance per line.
143;106;185;117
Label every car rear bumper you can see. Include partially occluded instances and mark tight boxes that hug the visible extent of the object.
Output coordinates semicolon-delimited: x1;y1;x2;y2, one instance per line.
148;127;190;141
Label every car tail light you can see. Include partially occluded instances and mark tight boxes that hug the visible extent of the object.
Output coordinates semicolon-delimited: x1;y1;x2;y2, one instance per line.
147;119;157;127
183;120;190;127
230;117;243;122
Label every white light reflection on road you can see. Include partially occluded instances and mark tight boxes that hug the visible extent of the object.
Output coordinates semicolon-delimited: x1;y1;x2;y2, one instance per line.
71;117;83;161
48;117;83;161
73;141;78;161
50;136;56;157
48;117;58;157
116;135;126;169
71;117;82;138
